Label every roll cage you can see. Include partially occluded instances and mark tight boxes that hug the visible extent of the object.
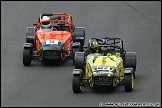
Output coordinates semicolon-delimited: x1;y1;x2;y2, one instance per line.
87;37;125;56
33;12;75;33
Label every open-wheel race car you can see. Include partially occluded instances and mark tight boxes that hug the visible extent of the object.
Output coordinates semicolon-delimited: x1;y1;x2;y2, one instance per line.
72;37;136;93
23;12;85;66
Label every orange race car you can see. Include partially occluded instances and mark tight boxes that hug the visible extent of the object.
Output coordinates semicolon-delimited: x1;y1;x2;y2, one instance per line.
23;13;85;66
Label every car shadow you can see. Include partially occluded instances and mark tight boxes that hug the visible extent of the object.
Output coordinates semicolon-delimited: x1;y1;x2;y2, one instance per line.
89;85;123;94
41;60;65;67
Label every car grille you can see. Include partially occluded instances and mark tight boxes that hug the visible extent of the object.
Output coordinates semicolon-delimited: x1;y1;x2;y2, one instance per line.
94;76;112;86
43;50;60;59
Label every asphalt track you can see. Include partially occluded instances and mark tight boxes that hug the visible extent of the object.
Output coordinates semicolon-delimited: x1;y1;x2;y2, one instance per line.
1;1;161;107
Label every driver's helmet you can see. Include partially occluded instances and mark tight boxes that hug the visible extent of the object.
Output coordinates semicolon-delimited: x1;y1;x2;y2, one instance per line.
41;16;51;28
90;41;101;53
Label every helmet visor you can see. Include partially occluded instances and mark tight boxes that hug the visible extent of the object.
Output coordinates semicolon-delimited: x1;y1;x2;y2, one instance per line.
42;22;50;25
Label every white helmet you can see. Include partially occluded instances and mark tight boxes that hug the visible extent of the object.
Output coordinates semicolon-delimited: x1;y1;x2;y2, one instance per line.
41;16;51;28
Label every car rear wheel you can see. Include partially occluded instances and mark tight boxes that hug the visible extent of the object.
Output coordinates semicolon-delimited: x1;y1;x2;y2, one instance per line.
26;27;34;46
124;73;134;92
72;47;80;65
124;52;136;79
72;75;82;93
23;48;32;66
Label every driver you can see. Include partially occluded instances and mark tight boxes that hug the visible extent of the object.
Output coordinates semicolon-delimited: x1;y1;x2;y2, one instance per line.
90;41;101;53
40;16;57;31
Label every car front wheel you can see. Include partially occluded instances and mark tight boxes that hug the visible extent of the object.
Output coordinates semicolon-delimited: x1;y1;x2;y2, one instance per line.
23;48;32;66
72;75;82;93
124;73;134;92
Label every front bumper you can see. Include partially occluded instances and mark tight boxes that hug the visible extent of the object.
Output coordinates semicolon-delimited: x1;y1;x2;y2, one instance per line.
42;44;62;60
93;74;113;86
43;50;61;59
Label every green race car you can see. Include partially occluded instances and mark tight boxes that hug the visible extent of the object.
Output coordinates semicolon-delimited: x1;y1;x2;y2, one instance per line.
72;37;136;93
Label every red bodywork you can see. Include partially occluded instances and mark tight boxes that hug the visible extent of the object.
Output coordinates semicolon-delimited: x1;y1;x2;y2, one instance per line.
33;13;75;60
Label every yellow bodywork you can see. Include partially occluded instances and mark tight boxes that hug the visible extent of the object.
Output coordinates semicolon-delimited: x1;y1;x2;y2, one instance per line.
85;52;125;87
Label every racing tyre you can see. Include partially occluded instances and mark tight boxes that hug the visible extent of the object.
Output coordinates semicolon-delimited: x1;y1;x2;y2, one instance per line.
26;32;34;45
124;73;134;92
124;52;136;78
75;52;85;69
23;48;32;66
72;75;82;93
72;27;85;51
26;27;34;46
72;47;80;65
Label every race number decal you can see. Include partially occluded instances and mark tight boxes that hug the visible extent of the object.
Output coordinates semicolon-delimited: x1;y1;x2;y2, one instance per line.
46;40;58;45
96;66;110;71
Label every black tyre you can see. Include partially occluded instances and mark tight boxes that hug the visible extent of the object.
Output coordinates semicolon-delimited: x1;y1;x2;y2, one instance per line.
26;33;34;45
72;27;85;51
72;75;82;93
72;47;80;65
23;48;32;66
124;52;136;78
124;73;134;92
26;27;34;46
75;52;85;69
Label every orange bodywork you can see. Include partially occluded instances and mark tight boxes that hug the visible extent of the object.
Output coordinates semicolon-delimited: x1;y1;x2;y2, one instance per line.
33;13;74;57
35;31;73;54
